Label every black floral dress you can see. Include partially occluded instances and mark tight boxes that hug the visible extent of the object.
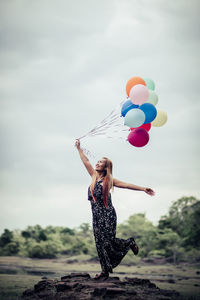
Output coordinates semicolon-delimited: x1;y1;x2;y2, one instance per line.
88;180;135;274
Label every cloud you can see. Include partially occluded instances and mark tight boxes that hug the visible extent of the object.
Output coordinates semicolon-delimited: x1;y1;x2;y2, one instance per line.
0;0;199;233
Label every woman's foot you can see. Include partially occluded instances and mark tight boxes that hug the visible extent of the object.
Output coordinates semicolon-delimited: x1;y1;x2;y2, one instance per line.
130;239;139;255
94;271;109;280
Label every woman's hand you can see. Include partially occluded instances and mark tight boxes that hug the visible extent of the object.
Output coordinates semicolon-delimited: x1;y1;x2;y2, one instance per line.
75;139;95;176
75;139;81;150
143;187;155;196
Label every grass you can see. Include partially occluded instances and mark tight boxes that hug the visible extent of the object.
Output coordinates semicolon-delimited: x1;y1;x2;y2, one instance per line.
0;256;200;299
0;274;41;300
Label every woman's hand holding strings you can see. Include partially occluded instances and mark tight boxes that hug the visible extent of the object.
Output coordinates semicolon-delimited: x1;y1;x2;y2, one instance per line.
75;139;81;150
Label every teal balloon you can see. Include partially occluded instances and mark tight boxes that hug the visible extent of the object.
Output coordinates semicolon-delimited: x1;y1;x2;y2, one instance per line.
147;90;158;106
124;108;145;128
144;78;155;90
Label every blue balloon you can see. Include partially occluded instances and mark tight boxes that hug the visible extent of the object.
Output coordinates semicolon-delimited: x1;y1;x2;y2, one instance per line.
139;103;157;124
121;100;139;117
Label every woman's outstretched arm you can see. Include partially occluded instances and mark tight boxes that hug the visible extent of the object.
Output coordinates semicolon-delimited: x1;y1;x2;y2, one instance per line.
75;139;95;177
113;178;155;196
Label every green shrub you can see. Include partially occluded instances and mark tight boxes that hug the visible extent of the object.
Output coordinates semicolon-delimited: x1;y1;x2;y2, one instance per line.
27;241;58;258
0;241;19;255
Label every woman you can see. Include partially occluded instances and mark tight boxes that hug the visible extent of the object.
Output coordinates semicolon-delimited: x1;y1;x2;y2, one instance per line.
75;139;155;279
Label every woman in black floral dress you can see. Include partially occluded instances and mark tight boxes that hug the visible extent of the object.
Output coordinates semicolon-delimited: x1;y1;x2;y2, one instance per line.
75;139;155;279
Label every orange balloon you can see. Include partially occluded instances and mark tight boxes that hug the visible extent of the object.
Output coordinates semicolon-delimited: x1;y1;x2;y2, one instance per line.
126;76;146;97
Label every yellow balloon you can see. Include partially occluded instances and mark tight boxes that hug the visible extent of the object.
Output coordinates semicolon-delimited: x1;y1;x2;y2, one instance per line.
151;110;167;127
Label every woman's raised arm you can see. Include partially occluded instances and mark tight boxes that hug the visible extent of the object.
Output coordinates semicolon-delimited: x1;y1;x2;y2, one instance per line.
113;178;155;196
75;139;95;177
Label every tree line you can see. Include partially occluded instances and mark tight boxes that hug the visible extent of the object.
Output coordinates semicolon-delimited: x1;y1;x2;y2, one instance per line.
0;196;199;263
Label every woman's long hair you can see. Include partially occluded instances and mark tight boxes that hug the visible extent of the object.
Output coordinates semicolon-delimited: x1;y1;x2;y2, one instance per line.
90;157;114;208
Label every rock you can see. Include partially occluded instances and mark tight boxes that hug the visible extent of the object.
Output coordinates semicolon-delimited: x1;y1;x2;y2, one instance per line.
21;272;182;300
61;272;91;281
21;289;34;297
125;277;157;288
56;281;80;291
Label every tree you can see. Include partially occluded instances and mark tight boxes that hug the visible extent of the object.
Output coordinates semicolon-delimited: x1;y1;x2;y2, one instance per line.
0;229;13;247
78;223;92;238
117;213;158;257
60;227;75;235
157;228;182;263
21;225;47;242
158;196;200;249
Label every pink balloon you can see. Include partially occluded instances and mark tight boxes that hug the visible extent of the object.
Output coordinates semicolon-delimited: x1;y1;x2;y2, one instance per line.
129;84;149;105
128;128;149;147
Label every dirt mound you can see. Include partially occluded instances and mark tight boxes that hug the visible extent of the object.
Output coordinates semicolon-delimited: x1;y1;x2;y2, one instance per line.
21;272;181;299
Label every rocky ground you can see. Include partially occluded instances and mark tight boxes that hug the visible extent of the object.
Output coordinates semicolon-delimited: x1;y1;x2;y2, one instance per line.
21;272;182;300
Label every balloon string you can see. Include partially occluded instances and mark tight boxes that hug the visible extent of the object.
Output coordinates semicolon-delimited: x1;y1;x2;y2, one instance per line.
78;99;126;140
81;147;96;159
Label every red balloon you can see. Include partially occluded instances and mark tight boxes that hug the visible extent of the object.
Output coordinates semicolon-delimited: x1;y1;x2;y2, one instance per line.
130;123;151;132
128;128;149;147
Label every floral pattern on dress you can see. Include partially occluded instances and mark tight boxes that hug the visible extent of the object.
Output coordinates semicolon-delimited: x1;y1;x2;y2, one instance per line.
88;180;135;274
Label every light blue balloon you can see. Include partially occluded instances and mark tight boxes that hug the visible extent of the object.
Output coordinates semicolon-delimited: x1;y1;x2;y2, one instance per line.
124;108;145;128
139;103;157;124
144;78;155;90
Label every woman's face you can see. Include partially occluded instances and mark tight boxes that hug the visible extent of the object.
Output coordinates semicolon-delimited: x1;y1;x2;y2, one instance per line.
95;158;106;172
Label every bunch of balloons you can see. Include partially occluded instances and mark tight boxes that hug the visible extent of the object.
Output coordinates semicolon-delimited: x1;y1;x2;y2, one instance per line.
121;76;167;147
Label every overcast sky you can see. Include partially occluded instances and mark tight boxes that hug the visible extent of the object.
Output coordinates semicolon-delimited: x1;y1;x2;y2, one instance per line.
0;0;200;234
